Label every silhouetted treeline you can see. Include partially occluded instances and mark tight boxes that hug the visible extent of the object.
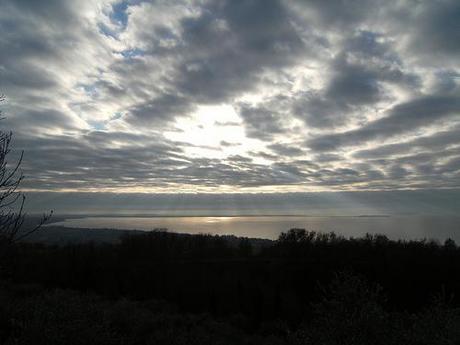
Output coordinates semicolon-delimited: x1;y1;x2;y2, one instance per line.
6;230;460;317
3;229;460;343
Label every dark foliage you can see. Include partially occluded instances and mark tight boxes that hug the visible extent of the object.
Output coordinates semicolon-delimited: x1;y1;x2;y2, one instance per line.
2;228;460;343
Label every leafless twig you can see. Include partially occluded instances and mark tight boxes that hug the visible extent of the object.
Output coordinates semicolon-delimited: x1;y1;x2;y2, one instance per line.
0;96;52;245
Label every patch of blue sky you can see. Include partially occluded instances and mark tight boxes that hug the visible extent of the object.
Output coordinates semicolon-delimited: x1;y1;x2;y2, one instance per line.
110;1;129;28
111;112;123;121
80;84;99;97
99;1;147;38
121;48;145;59
89;113;123;131
88;121;106;131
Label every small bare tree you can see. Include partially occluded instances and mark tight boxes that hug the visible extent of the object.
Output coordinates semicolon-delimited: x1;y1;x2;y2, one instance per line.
0;95;52;245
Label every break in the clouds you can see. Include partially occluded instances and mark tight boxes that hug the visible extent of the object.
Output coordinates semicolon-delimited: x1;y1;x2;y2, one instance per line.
0;0;459;192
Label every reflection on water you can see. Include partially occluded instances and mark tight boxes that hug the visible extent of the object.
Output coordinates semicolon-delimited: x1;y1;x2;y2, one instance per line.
50;215;460;241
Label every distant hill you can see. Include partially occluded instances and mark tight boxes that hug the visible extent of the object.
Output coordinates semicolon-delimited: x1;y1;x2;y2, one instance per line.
21;220;273;250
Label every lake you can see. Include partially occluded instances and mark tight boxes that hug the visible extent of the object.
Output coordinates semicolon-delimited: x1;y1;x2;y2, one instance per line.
50;215;460;242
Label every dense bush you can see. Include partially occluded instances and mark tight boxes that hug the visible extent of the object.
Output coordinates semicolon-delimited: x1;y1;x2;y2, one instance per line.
2;272;460;344
2;229;460;343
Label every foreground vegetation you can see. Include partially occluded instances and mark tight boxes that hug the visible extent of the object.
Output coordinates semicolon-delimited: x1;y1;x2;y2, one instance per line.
2;229;460;344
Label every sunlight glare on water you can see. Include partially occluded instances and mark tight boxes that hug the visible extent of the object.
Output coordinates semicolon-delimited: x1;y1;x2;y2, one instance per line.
50;215;460;242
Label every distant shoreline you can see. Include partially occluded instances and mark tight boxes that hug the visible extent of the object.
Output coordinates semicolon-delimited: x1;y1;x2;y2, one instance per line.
45;214;395;224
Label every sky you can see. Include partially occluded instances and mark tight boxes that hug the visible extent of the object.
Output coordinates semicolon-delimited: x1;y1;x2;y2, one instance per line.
0;0;459;194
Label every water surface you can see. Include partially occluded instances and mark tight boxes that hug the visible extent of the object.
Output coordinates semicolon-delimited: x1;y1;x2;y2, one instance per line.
51;215;460;241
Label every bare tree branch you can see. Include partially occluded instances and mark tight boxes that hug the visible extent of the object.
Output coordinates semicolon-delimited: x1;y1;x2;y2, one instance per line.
0;96;52;245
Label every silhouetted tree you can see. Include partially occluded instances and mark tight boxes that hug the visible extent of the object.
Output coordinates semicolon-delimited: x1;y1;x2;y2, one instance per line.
238;237;253;257
0;95;51;246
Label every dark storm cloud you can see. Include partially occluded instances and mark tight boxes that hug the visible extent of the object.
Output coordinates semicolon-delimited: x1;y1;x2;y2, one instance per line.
431;70;460;94
237;104;287;141
178;0;304;94
117;0;305;125
292;32;420;129
440;155;460;174
326;59;381;106
314;153;344;163
248;151;278;161
268;143;304;157
127;93;193;124
292;94;348;129
0;0;112;136
0;0;459;191
10;126;460;191
2;108;81;133
15;131;188;190
9;131;306;189
308;95;460;152
353;126;460;159
351;145;460;190
8;128;407;191
408;0;460;57
301;0;380;29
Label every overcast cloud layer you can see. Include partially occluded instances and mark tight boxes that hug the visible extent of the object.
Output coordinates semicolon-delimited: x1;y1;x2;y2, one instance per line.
0;0;459;192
